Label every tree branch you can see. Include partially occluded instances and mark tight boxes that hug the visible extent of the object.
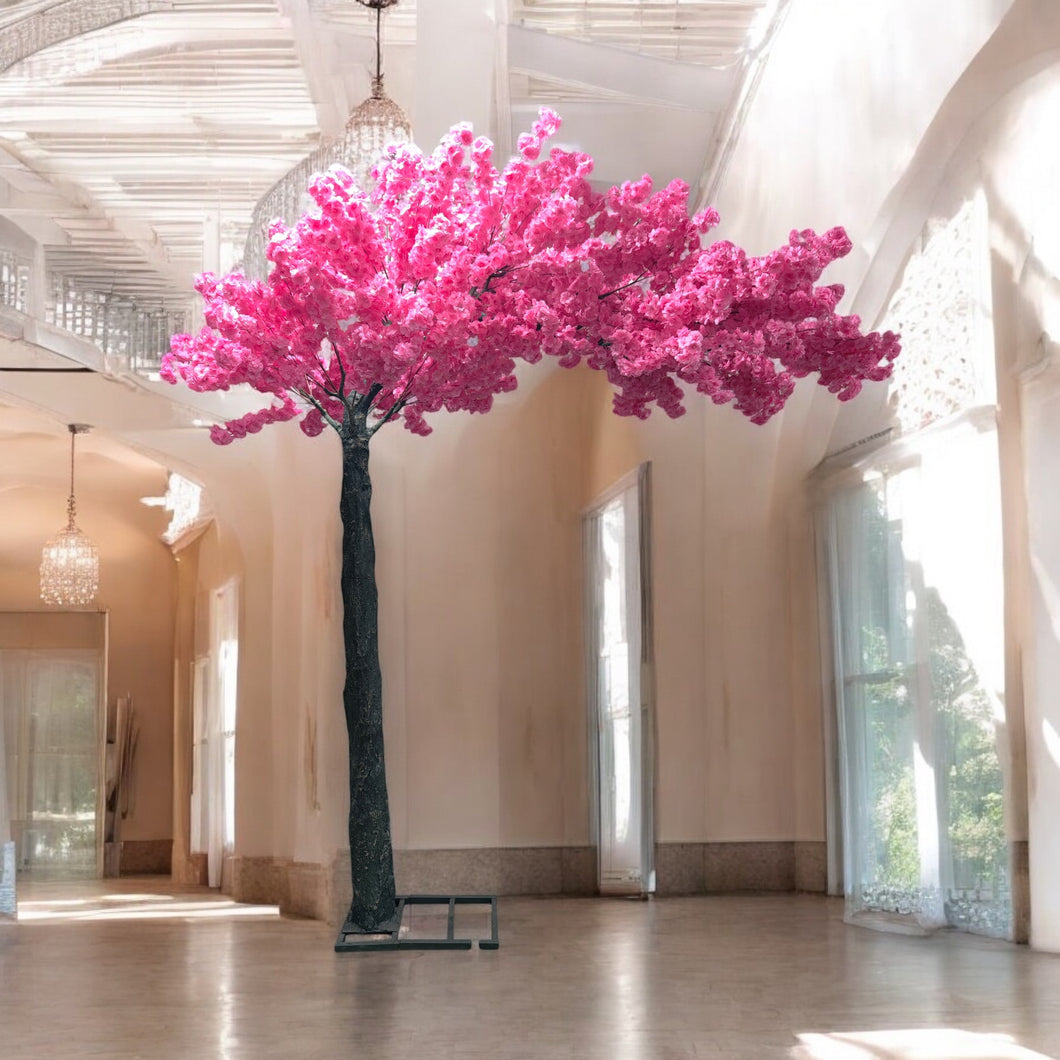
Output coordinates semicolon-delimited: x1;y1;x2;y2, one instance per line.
332;342;349;401
296;386;343;434
311;362;344;402
368;396;409;436
355;383;384;416
471;262;528;299
598;274;647;300
368;352;429;436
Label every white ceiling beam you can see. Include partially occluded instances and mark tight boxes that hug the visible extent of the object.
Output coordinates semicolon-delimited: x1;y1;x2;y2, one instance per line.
0;144;188;290
506;24;731;111
0;179;69;214
692;0;792;211
29;156;303;175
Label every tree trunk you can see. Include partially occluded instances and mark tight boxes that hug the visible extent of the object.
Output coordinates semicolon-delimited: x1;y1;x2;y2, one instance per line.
338;414;397;932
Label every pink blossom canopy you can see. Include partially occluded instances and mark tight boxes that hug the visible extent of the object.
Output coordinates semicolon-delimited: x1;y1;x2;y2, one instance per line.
162;109;899;444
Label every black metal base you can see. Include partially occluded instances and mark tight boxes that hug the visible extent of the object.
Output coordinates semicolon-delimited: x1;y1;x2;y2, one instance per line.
335;894;499;952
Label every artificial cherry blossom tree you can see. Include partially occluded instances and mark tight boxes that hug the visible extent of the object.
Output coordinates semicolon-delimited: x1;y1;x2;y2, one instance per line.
163;109;899;933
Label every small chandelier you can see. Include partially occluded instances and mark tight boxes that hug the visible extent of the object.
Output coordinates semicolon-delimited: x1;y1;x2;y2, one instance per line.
243;0;412;278
40;424;99;608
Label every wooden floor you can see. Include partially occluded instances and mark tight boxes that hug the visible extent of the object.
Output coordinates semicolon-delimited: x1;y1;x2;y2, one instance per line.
2;878;1059;1059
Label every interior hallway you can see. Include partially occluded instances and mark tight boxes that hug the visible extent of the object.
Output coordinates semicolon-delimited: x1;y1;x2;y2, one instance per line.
2;881;1059;1059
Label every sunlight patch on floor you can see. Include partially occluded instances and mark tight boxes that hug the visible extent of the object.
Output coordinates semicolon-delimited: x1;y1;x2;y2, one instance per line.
16;893;280;923
795;1028;1052;1059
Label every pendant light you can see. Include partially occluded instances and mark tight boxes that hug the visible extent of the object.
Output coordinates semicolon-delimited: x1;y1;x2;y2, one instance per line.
243;0;412;278
39;424;99;607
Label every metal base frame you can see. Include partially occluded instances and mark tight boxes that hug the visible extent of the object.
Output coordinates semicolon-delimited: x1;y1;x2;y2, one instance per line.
335;894;499;952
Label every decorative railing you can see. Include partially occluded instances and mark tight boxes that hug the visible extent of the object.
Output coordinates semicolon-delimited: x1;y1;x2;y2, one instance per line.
0;248;31;313
0;1;171;74
244;93;412;278
244;147;331;281
0;253;187;373
45;273;187;373
0;259;184;373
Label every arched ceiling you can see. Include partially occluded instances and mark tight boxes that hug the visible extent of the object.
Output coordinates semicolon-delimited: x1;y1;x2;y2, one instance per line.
0;0;784;316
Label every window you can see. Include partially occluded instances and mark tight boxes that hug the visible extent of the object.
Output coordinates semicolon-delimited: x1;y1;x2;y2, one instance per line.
0;649;103;879
821;415;1011;937
190;580;239;887
584;465;655;894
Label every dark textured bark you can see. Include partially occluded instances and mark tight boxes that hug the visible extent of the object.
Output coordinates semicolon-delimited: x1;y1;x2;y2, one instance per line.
338;413;397;932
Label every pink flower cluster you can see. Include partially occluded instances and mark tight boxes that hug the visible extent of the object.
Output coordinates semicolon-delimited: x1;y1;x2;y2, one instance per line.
162;109;899;442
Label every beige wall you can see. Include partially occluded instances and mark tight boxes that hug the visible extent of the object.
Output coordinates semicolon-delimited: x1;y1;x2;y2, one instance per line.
669;0;1032;852
324;366;599;857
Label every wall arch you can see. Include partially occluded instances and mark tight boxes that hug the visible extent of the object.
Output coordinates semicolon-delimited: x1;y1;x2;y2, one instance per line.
851;0;1060;327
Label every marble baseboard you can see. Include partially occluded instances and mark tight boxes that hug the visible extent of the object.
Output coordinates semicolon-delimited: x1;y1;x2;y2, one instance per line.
227;842;824;926
171;850;208;888
655;842;823;896
119;839;172;875
224;848;597;925
286;861;329;921
226;855;329;919
561;846;597;895
226;855;283;906
794;841;827;894
706;842;795;892
394;846;596;896
1012;840;1030;944
329;846;596;928
654;843;706;895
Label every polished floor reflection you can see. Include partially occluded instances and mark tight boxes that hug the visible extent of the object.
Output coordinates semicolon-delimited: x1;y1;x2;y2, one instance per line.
2;880;1059;1059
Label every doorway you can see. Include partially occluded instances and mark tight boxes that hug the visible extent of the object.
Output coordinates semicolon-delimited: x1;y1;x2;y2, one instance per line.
584;465;654;895
0;612;107;880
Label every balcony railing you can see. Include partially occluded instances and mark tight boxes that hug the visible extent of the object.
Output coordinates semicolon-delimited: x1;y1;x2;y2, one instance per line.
0;248;31;313
45;274;188;374
1;254;188;372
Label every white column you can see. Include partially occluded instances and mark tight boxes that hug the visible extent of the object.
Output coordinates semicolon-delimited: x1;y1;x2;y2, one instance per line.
1021;355;1060;951
415;0;499;149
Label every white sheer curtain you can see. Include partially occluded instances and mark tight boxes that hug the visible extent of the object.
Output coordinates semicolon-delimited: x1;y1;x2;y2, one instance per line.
584;466;655;895
0;661;12;920
0;649;102;880
595;488;645;891
825;415;1011;937
191;581;239;888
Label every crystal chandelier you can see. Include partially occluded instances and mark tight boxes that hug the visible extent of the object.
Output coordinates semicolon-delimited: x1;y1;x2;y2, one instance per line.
39;424;99;607
243;0;412;278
